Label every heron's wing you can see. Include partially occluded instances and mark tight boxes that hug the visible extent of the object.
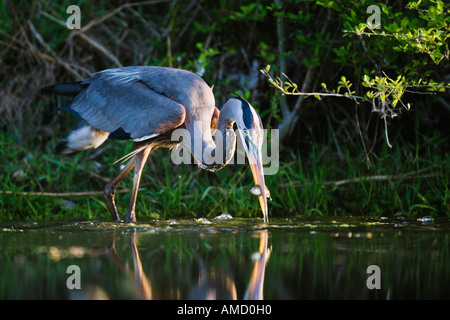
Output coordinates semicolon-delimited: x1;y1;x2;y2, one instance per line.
68;75;186;140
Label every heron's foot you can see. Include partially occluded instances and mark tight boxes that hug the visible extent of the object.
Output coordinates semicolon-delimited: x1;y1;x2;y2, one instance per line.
113;218;135;223
123;211;137;223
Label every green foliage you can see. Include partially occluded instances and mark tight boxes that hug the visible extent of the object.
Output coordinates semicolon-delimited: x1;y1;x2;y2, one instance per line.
0;0;449;220
265;0;449;112
185;42;220;77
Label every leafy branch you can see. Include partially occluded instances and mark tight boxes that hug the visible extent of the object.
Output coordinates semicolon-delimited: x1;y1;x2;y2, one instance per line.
261;66;364;101
261;64;450;148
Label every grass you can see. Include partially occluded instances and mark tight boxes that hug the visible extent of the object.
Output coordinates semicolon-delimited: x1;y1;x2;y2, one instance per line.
0;119;448;221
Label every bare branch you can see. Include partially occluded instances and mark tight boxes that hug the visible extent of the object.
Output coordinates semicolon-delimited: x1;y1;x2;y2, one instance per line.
0;189;129;197
274;0;289;118
77;33;122;67
278;169;440;189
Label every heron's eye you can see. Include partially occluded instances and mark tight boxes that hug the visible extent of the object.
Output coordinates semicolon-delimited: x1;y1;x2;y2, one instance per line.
243;129;248;135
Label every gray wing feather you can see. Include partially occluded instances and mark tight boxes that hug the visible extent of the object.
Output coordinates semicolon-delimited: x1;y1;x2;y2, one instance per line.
70;69;186;140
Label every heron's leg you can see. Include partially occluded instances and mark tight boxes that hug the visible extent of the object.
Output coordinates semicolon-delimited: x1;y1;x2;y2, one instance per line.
123;146;152;223
104;159;135;222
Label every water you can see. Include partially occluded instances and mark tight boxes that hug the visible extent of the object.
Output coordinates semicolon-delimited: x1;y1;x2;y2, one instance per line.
1;216;449;299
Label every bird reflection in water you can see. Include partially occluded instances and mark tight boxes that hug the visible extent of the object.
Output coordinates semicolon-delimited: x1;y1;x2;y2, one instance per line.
244;231;271;300
106;229;271;300
105;232;152;300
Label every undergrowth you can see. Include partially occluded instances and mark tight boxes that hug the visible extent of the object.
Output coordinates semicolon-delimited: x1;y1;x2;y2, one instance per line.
1;116;448;221
0;1;449;220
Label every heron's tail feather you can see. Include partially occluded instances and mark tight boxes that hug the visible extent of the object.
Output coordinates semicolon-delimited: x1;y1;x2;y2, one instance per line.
56;121;109;155
41;81;86;97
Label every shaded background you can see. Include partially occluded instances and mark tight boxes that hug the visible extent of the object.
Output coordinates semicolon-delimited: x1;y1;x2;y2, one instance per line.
0;0;449;219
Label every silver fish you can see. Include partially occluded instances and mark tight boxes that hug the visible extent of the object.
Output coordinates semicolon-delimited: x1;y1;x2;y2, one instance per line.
249;185;272;200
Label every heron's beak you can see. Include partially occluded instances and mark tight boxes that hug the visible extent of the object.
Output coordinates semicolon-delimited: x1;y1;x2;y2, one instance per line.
247;143;269;223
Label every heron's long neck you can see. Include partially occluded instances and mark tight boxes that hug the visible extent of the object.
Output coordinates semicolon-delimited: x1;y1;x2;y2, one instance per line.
188;102;237;172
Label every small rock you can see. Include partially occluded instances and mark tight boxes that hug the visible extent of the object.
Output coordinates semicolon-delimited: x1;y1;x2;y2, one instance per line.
213;213;233;221
195;218;212;224
417;216;434;225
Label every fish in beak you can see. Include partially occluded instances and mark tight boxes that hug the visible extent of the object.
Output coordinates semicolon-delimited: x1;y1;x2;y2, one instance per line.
246;142;269;223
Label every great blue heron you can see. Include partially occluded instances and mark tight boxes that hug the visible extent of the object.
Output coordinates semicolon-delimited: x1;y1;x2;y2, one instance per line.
41;66;269;223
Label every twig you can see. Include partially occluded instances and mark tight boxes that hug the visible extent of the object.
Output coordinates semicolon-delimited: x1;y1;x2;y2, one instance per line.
261;69;364;100
278;171;440;189
77;33;122;67
25;21;87;78
274;0;289;118
81;1;171;33
355;100;371;167
383;111;392;149
438;96;450;111
0;189;129;197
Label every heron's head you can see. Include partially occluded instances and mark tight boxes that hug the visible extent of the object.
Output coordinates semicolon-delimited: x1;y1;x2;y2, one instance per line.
230;93;269;223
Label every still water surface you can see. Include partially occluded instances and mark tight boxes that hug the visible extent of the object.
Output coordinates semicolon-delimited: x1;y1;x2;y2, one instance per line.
1;216;449;299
